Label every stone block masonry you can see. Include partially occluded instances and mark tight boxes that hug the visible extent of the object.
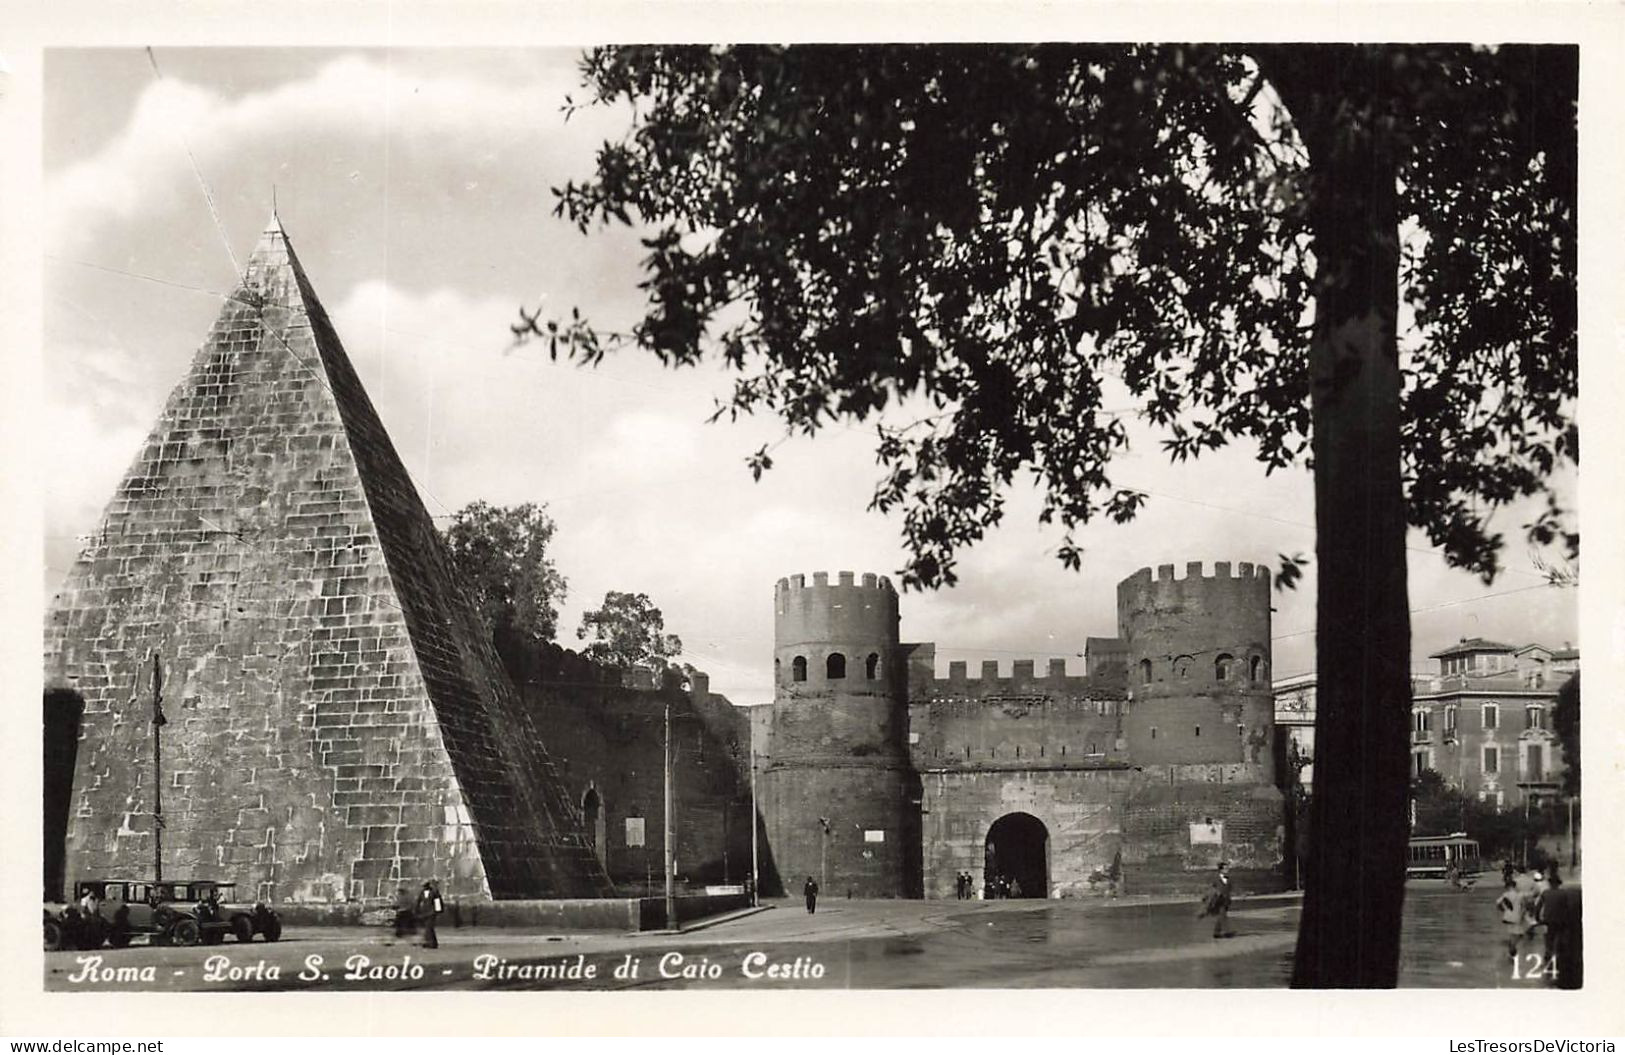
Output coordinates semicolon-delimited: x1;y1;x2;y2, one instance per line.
43;215;610;902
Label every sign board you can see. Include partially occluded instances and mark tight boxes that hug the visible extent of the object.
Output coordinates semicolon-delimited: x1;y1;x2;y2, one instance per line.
864;829;885;843
625;817;645;847
1190;821;1224;845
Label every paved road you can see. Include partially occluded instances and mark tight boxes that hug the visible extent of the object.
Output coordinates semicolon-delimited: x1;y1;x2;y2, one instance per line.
42;882;1565;991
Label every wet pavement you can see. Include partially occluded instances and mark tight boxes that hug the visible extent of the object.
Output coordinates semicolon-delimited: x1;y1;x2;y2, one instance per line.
42;880;1569;991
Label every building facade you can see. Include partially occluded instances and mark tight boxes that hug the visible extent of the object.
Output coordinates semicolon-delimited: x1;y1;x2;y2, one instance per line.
1271;637;1577;812
1409;638;1576;807
756;563;1286;899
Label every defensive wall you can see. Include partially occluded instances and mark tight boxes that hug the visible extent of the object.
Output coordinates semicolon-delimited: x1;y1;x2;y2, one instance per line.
496;638;756;897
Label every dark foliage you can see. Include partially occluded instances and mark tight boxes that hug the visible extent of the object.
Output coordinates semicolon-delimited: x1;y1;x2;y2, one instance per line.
441;501;568;643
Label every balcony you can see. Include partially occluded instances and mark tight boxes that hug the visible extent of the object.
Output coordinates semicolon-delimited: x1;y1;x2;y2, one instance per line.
1411;728;1433;744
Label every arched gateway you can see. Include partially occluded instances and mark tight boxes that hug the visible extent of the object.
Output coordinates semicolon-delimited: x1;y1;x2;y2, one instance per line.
985;812;1049;898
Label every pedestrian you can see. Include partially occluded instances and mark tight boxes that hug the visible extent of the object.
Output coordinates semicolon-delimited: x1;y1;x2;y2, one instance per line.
1502;858;1516;887
79;886;100;920
803;876;819;914
393;886;415;938
1537;872;1582;989
1200;862;1235;938
1494;875;1526;962
416;880;442;949
1009;877;1024;899
1523;869;1550;939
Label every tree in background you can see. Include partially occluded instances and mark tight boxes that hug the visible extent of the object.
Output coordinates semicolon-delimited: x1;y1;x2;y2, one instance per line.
1410;769;1559;867
578;590;684;673
1553;673;1580;799
530;44;1576;986
441;501;568;644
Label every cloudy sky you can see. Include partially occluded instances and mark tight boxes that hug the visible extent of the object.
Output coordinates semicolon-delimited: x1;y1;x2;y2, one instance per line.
42;47;1580;706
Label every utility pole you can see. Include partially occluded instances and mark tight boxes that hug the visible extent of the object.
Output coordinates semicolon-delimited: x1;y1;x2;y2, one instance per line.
150;652;168;883
749;731;759;907
663;692;676;931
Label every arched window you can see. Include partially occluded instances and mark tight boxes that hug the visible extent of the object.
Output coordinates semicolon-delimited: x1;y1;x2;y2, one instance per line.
1139;659;1153;684
1250;656;1264;682
774;658;782;683
1174;656;1192;679
865;652;880;679
826;653;846;679
792;656;808;682
1215;653;1234;681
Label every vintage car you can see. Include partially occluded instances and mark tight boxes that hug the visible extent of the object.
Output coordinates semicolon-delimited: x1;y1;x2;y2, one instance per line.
189;880;282;944
43;879;280;950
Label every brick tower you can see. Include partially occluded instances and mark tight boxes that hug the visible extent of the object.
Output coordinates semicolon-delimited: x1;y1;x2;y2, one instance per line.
1117;561;1276;779
42;214;612;902
1115;561;1283;889
757;572;920;897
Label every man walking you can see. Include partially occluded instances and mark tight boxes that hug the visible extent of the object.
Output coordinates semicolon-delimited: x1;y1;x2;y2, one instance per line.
803;876;819;914
1201;862;1235;938
416;880;442;949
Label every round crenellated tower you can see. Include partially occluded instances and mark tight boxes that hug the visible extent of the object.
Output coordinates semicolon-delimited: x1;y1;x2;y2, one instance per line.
1117;560;1275;781
758;572;918;897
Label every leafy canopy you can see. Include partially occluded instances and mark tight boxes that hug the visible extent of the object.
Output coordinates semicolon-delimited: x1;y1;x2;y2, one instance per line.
577;590;684;672
531;44;1576;589
441;501;568;642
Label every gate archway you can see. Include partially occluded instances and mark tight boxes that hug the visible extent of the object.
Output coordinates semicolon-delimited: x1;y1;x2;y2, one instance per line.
984;812;1049;899
582;787;607;868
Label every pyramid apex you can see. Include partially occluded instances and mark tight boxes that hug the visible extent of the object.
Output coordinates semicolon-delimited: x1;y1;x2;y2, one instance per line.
241;208;298;299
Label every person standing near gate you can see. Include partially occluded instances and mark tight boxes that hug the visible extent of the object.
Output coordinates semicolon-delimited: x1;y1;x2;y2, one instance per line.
1201;862;1235;938
804;876;819;914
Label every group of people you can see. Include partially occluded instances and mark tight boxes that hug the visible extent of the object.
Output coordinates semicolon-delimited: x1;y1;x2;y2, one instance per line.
949;872;1031;899
1494;860;1581;987
394;880;445;948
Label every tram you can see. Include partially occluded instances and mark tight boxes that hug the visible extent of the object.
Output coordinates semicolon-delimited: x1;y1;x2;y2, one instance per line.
1406;833;1483;880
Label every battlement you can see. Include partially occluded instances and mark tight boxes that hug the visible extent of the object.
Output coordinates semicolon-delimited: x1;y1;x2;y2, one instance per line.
1121;560;1271;590
776;571;896;595
906;656;1112;702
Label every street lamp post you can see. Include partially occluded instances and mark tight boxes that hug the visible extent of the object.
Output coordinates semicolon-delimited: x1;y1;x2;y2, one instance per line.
150;652;167;883
749;732;759;907
664;693;676;931
818;816;831;893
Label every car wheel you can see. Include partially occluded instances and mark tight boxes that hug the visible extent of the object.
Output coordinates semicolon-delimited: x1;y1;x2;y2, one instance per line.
44;919;64;952
261;915;282;942
170;919;200;947
232;915;254;943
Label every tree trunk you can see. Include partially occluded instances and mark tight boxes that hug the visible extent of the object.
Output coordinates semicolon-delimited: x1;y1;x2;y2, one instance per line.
1259;47;1414;988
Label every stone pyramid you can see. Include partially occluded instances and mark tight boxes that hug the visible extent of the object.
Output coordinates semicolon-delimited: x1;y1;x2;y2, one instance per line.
44;215;612;902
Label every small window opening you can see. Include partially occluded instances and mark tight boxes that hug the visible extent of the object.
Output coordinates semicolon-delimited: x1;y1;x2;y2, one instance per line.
792;656;807;682
865;652;879;679
826;653;846;680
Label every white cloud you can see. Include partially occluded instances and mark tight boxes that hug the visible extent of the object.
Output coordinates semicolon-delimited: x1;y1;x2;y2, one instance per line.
48;52;621;255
